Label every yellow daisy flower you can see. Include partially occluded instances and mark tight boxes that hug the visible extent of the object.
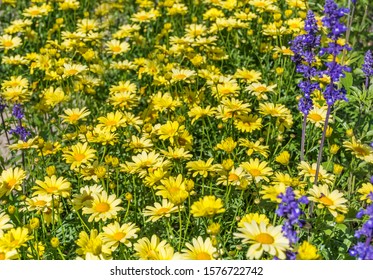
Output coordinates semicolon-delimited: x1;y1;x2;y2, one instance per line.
234;221;289;260
238;213;270;228
33;175;71;198
308;184;348;217
105;39;130;55
0;34;22;50
76;229;112;260
0;212;13;236
102;221;139;249
186;158;216;177
63;63;87;77
143;199;180;222
182;236;217;260
357;183;373;203
343;137;373;163
240;158;273;183
156;174;189;205
82;191;123;222
62;142;96;170
60;107;90;125
296;241;320;260
0;227;32;251
234;115;262;133
134;234;180;260
0;167;26;197
298;161;335;185
190;195;225;218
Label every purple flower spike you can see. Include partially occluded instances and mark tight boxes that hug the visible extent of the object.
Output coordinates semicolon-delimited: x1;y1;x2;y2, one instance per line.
349;192;373;260
362;50;373;78
12;104;25;120
277;187;309;246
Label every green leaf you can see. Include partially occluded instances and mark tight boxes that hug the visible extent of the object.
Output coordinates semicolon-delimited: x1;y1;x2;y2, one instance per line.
341;72;353;93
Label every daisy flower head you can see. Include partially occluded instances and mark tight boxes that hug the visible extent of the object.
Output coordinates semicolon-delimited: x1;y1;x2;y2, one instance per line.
60;107;90;125
0;34;22;50
0;227;32;251
182;236;217;260
102;221;140;250
343;137;373;163
106;39;130;56
33;175;71;198
190;195;225;218
171;68;196;83
156;174;189;205
71;184;103;210
134;234;179;260
234;114;262;133
234;221;289;260
240;158;273;183
0;167;26;197
238;213;270;228
62;142;96;170
308;184;348;217
298;161;335;185
260;183;287;203
63;63;87;77
296;241;320;260
76;229;112;260
186;158;216;178
82;191;123;222
357;183;373;203
0;212;13;236
143;199;180;222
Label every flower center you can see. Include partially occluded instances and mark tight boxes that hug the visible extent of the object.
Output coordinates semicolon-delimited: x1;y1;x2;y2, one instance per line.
35;200;47;206
0;253;5;260
3;41;14;47
255;233;274;244
220;88;232;95
249;169;261;177
156;207;169;215
113;232;126;241
255;86;267;93
7;178;17;188
174;74;187;80
46;186;58;193
308;113;322;122
111;46;122;53
353;146;370;156
319;195;333;206
228;173;240;181
74;153;86;162
105;120;118;126
68;114;79;121
95;202;110;213
196;252;211;260
30;10;41;16
66;69;78;75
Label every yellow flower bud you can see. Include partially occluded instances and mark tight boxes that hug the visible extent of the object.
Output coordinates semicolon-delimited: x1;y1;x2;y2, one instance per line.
325;126;333;138
346;128;354;137
285;9;293;18
46;166;56;176
330;144;340;155
51;237;60;248
276;67;284;75
29;217;40;230
275;151;290;166
207;222;221;235
333;164;343;175
8;205;16;215
335;214;345;224
125;192;133;202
